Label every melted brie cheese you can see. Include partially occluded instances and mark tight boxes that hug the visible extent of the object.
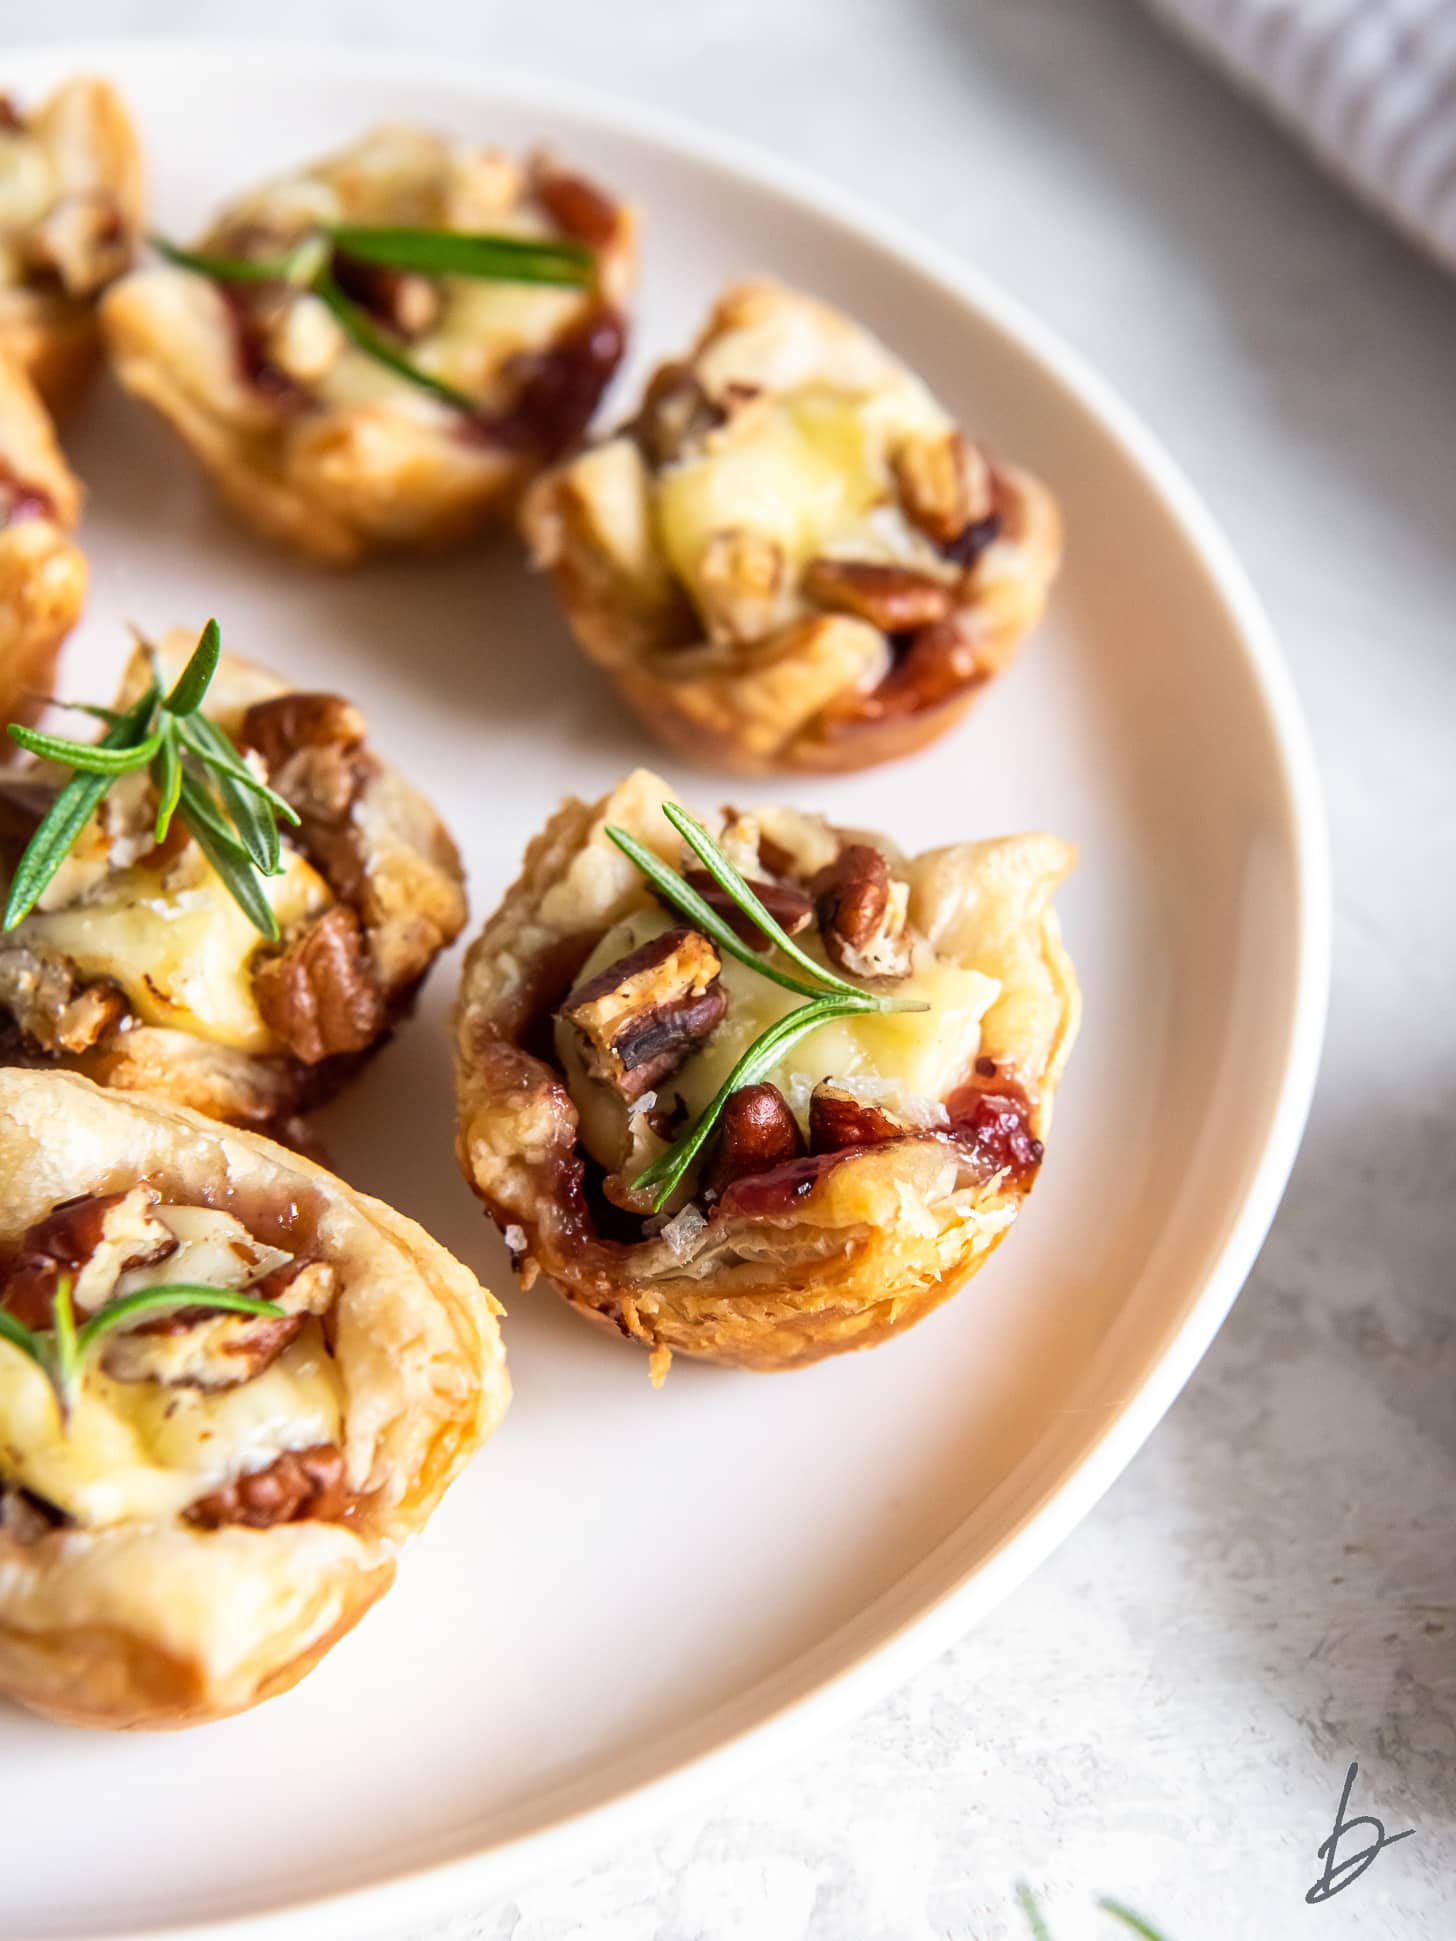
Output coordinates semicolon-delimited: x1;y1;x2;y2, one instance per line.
654;381;950;597
22;846;333;1052
561;907;999;1171
0;1325;343;1528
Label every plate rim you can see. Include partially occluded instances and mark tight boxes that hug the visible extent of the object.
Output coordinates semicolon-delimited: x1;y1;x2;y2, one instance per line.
6;37;1331;1941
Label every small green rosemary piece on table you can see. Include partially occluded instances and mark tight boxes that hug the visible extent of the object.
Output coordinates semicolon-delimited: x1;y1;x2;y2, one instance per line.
153;220;594;411
4;618;301;941
604;802;928;1212
0;1276;286;1428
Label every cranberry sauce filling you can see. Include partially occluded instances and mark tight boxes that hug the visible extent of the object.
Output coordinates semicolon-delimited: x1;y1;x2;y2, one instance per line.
465;306;627;456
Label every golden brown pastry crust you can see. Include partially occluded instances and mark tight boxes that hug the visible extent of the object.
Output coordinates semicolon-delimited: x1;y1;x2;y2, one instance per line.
0;633;467;1130
0;353;86;732
0;78;144;416
522;282;1062;775
454;770;1079;1372
0;1070;508;1728
101;128;634;564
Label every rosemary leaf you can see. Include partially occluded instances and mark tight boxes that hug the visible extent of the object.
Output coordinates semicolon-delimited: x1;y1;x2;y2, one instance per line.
313;265;480;412
176;716;301;826
153;729;182;844
0;1308;46;1373
326;222;592;286
1014;1884;1053;1941
7;722;163;775
152;234;285;282
181;719;283;873
662;803;878;1005
3;685;159;929
634;993;873;1212
178;776;281;941
163;618;222;716
76;1285;285;1356
49;1273;79;1421
1096;1903;1172;1941
605;823;831;1002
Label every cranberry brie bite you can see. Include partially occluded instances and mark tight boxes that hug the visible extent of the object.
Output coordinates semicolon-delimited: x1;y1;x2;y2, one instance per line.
0;1070;508;1728
521;281;1062;774
454;770;1079;1374
0;353;87;731
101;124;634;564
0;622;466;1133
0;78;143;413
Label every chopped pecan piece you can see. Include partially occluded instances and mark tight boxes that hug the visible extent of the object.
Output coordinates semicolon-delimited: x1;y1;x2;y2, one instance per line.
0;948;127;1055
702;1082;806;1199
253;905;386;1065
892;430;994;547
103;1258;336;1391
667;866;814;948
187;1444;349;1530
811;844;913;982
802;558;954;632
560;926;726;1101
851;618;986;723
808;1083;906;1154
240;693;367;778
1;1186;175;1328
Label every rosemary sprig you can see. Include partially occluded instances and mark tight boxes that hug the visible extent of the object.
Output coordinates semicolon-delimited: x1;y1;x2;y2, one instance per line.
3;619;301;940
0;1275;284;1427
153;216;592;410
1096;1902;1172;1941
604;805;928;1212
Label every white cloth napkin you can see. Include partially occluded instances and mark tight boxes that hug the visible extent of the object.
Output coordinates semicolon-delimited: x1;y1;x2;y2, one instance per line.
1147;0;1456;266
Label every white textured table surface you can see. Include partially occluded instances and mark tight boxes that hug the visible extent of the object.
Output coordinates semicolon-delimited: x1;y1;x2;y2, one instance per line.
13;5;1455;1938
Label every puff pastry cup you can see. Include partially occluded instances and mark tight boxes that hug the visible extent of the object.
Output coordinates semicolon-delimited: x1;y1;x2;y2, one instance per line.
0;78;144;414
0;1069;508;1728
454;770;1079;1373
102;124;635;564
0;630;466;1133
0;352;87;732
521;281;1062;775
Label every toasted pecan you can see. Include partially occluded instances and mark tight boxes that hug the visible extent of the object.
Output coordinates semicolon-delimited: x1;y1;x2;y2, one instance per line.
187;1444;349;1529
703;1081;807;1199
253;905;386;1066
561;926;725;1100
802;558;954;632
811;844;912;981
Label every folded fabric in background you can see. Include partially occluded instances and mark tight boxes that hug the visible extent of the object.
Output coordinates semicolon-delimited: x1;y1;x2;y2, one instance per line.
1146;0;1456;268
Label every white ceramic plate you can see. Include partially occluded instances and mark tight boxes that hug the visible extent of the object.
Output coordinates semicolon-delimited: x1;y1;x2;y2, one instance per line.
2;42;1328;1941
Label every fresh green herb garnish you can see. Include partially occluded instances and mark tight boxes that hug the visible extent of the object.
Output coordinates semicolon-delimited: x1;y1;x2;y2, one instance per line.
0;1275;285;1427
152;219;593;410
1097;1902;1173;1941
1015;1883;1054;1941
3;618;301;940
604;802;928;1212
